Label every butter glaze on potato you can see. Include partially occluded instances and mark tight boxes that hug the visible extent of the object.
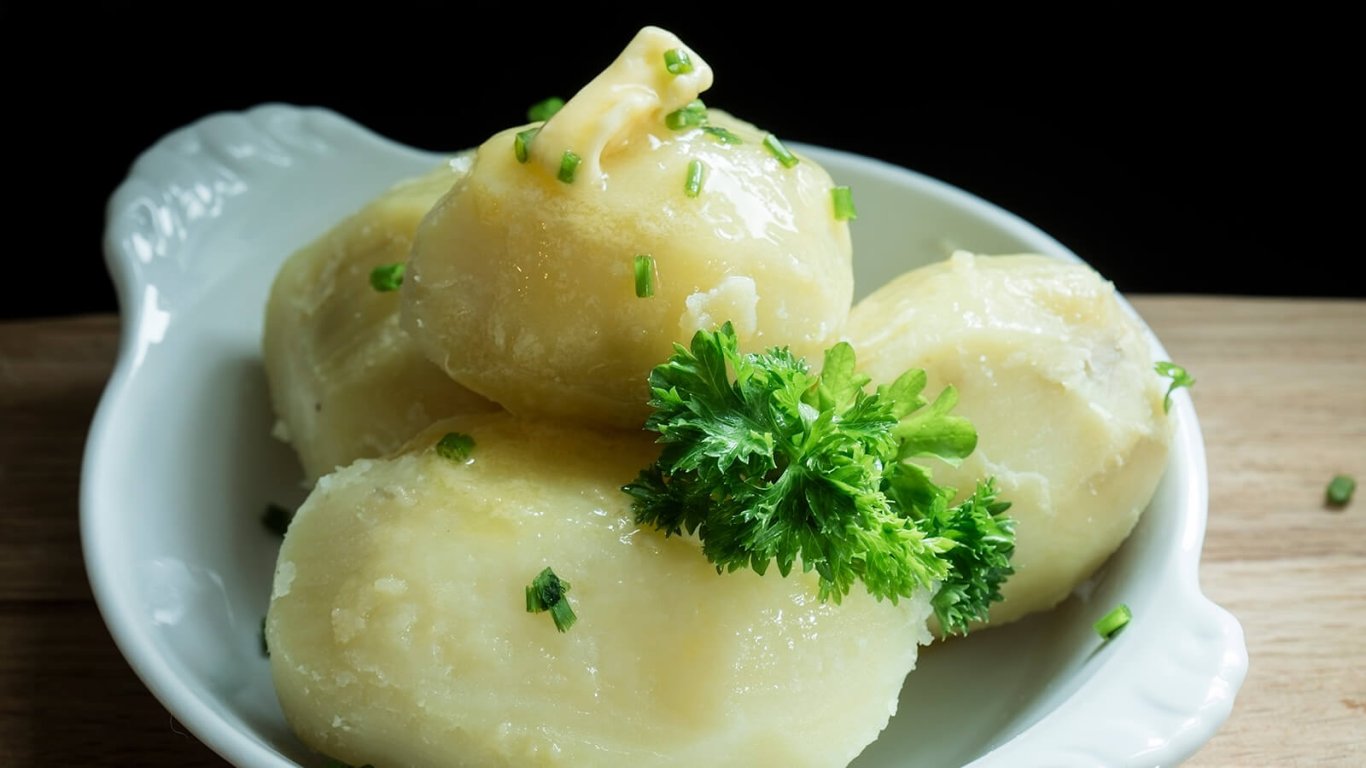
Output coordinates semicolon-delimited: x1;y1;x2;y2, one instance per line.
402;27;853;429
267;413;931;767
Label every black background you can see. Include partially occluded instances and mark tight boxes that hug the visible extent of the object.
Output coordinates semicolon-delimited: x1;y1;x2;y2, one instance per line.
5;6;1354;319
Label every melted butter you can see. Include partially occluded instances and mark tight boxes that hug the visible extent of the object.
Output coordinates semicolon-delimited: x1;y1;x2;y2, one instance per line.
531;26;713;187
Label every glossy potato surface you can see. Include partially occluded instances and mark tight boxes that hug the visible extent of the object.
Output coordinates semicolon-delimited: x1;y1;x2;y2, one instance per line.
403;30;852;429
268;414;930;768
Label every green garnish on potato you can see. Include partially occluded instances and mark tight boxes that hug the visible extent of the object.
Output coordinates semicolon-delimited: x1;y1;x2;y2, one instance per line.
624;323;1015;635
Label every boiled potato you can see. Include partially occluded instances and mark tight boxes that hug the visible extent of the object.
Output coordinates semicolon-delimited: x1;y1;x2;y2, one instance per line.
846;252;1172;627
267;413;931;768
263;157;499;482
403;27;853;428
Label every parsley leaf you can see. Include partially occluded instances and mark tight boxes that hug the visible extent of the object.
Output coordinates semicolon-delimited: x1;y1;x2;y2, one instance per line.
624;323;1015;632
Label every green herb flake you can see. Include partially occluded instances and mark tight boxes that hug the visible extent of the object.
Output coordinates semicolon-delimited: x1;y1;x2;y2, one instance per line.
684;159;704;198
261;503;290;537
526;96;565;123
701;125;743;145
1327;474;1356;507
526;566;577;632
260;616;269;657
558;150;582;184
369;262;405;292
832;186;858;221
762;133;799;168
634;254;657;298
1094;603;1132;640
1154;361;1195;413
665;99;708;131
513;127;540;164
663;47;694;75
435;432;475;462
623;323;1015;634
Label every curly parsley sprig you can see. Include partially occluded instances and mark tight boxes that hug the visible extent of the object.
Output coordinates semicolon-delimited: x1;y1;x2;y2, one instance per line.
623;323;1014;635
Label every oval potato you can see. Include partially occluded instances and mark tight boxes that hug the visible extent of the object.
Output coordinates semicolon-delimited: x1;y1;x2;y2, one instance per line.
268;413;931;767
846;252;1172;628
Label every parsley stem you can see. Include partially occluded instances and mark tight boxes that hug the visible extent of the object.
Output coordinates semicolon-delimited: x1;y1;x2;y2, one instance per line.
1154;361;1195;412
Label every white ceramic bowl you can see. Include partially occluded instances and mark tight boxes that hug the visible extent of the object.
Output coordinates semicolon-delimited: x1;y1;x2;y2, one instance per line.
83;104;1247;767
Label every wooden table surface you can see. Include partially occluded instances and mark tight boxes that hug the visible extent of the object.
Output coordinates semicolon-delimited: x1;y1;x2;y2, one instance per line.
2;296;1363;766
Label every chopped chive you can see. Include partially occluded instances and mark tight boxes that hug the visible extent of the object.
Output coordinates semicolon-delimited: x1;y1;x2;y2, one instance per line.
435;432;475;462
763;134;799;168
527;96;565;122
1326;474;1356;506
1154;361;1196;413
514;127;540;163
261;503;290;537
558;150;582;184
663;47;694;75
1094;603;1132;640
634;254;656;298
831;186;858;221
526;567;577;632
684;159;704;198
665;99;707;130
369;262;405;292
260;616;269;657
701;125;743;145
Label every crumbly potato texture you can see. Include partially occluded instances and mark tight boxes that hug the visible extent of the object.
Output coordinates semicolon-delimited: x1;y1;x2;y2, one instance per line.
847;252;1172;627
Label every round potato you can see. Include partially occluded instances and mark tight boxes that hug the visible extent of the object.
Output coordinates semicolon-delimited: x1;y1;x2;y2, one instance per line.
846;252;1172;628
402;27;853;429
263;157;499;482
267;413;930;768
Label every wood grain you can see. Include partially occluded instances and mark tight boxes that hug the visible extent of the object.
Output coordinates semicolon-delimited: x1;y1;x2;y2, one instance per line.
1133;297;1366;767
1;298;1363;766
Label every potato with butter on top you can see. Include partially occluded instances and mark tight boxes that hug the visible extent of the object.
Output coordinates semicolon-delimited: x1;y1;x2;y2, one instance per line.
262;157;499;482
266;413;933;768
402;26;854;429
846;252;1172;628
